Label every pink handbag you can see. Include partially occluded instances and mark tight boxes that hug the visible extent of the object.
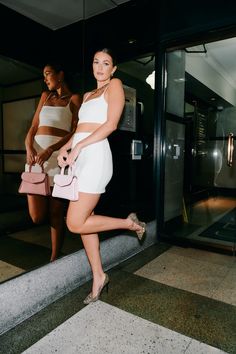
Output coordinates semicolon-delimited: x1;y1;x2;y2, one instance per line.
52;166;79;201
19;165;51;196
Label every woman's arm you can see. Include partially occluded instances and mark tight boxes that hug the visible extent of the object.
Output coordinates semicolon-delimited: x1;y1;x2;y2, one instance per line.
65;79;125;166
25;91;49;165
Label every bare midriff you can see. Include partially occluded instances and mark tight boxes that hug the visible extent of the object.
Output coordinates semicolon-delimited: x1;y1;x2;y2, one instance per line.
75;123;102;133
36;126;69;137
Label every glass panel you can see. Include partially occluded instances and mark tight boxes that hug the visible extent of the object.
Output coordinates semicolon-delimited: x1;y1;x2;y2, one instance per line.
166;51;185;118
163;38;236;252
164;120;185;222
0;60;84;281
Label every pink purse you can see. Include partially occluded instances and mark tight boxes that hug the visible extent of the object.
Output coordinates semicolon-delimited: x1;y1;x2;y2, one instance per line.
52;166;79;201
19;165;51;196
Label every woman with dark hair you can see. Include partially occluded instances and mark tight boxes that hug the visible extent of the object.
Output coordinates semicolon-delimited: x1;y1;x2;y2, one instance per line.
57;48;146;304
25;63;81;261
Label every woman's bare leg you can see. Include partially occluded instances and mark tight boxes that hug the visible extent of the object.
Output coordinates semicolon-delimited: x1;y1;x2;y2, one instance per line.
66;193;143;235
49;197;65;261
27;194;65;261
66;192;144;297
27;194;48;224
81;232;106;296
67;195;106;296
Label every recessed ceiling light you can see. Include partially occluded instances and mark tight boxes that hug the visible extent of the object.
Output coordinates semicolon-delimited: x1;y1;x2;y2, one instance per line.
128;38;136;44
174;78;185;82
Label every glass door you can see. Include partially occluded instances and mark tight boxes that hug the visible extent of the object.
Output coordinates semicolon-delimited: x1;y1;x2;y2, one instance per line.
162;37;236;253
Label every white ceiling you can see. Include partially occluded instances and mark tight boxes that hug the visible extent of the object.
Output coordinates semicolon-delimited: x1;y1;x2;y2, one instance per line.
205;38;236;89
0;0;131;30
187;37;236;90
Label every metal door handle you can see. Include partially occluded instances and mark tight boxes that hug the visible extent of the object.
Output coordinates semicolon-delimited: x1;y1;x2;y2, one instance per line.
227;133;234;167
173;144;180;159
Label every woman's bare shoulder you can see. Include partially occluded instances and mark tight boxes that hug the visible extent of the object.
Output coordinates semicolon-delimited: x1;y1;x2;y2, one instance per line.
109;78;123;87
108;78;124;95
42;90;51;99
82;91;91;101
37;91;51;105
108;78;124;93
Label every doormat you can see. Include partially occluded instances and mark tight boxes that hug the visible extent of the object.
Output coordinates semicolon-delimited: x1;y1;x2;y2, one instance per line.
199;208;236;242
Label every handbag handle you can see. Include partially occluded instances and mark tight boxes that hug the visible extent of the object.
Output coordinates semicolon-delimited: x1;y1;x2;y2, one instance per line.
60;165;75;176
28;164;45;173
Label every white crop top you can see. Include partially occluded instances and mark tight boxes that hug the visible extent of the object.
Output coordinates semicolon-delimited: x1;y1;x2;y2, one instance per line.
38;102;73;132
78;92;108;125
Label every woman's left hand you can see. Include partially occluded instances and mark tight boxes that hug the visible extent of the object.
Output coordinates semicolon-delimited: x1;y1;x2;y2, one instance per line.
66;144;82;166
35;148;53;166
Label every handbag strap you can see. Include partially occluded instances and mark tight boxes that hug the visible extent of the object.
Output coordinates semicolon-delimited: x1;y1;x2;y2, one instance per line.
28;164;45;173
60;167;66;175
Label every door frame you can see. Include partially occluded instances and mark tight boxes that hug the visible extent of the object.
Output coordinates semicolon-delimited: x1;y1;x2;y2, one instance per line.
154;25;236;245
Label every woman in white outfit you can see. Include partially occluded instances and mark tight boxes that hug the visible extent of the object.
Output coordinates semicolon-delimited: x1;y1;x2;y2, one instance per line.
57;49;146;304
25;63;81;261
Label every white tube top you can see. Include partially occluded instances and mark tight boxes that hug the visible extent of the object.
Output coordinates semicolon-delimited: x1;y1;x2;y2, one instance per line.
78;92;108;125
39;103;73;132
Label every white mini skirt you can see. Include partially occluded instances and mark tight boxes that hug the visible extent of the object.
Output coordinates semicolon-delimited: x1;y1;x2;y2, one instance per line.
34;135;61;186
71;132;113;194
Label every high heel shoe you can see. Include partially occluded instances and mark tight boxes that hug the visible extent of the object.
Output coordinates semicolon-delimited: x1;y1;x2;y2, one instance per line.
83;273;109;305
128;213;146;241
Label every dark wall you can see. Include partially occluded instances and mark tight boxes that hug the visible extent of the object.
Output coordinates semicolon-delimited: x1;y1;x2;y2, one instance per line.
0;5;53;68
0;0;158;71
159;0;236;42
1;0;236;70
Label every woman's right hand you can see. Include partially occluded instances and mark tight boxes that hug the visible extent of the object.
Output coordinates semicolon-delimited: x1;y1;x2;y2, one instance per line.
57;149;69;167
26;147;37;165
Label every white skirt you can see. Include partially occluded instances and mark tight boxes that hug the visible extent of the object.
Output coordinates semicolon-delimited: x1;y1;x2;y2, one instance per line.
33;135;61;186
71;132;113;194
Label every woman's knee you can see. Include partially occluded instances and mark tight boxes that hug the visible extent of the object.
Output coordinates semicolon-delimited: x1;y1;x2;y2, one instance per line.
30;212;45;224
66;216;83;234
27;196;48;224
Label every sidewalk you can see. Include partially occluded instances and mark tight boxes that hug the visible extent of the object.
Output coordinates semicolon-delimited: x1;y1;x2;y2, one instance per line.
0;243;235;353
